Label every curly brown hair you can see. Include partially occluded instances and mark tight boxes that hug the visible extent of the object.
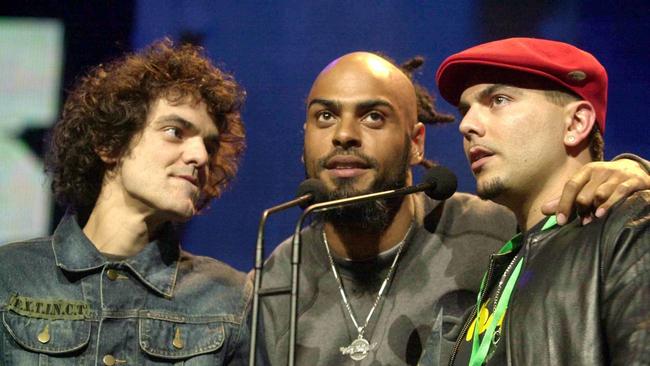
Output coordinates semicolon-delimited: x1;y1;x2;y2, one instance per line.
46;38;246;213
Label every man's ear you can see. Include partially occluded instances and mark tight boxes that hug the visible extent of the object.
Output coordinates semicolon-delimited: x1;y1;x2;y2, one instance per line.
563;101;596;147
96;147;118;164
410;122;426;165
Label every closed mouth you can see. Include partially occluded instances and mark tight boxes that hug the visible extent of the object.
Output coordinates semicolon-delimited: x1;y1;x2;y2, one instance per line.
468;146;494;164
176;175;199;187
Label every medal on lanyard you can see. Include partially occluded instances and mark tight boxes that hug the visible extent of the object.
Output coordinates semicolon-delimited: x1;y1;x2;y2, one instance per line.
468;215;557;366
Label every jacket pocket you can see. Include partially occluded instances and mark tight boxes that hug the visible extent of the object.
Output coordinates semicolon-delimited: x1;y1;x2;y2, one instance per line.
139;314;226;363
2;311;91;363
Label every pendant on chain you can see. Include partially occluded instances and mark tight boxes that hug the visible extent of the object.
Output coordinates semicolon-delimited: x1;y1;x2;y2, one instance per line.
339;334;377;361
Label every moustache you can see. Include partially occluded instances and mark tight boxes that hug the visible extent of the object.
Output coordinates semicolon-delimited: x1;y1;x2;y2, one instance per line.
316;149;378;170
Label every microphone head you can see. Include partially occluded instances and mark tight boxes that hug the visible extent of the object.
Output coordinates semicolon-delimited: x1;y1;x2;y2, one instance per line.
296;179;328;208
423;165;458;200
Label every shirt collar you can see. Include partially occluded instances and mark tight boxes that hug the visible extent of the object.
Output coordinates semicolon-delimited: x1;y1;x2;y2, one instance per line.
52;213;181;298
505;215;559;253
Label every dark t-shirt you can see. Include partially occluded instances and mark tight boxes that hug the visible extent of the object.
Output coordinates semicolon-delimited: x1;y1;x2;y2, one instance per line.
260;193;517;366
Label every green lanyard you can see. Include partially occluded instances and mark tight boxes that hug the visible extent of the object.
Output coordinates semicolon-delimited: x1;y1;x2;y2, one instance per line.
468;215;557;366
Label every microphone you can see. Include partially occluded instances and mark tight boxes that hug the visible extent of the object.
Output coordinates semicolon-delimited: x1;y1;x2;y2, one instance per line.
295;179;329;209
249;179;326;366
422;165;458;200
286;166;457;365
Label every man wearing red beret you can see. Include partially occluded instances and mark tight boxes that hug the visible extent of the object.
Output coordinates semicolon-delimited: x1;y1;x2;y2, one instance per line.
434;37;650;365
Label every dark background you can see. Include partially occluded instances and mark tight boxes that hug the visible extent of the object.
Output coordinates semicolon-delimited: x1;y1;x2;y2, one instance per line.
3;0;648;271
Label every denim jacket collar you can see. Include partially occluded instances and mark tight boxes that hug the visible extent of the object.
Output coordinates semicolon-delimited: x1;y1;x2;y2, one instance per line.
52;214;181;298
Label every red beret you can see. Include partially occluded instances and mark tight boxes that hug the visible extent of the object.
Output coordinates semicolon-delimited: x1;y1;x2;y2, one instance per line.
436;37;608;132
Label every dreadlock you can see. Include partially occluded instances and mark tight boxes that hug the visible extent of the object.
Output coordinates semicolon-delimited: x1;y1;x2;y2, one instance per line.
398;56;455;126
372;53;455;169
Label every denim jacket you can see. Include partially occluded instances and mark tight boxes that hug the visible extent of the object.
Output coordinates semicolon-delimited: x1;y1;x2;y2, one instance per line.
0;214;252;365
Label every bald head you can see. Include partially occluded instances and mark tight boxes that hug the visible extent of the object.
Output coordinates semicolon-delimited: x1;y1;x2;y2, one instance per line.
303;51;427;199
308;52;418;126
302;52;425;232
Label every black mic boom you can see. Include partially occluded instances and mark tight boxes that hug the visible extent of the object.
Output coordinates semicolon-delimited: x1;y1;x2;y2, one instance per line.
249;179;326;366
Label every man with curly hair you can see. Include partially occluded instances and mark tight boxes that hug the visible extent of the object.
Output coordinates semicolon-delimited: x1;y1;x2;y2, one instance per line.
0;39;254;365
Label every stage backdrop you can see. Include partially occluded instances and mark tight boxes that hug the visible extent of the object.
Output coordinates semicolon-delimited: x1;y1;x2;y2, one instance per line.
1;1;648;272
133;0;648;271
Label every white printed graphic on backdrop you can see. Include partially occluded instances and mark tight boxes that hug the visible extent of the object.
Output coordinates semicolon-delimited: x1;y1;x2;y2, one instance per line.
0;19;63;243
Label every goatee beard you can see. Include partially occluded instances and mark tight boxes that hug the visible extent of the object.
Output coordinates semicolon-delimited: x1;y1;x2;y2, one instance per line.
314;139;411;234
477;178;506;201
320;177;406;234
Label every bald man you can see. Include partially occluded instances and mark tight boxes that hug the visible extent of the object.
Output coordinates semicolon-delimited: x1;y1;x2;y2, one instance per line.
259;52;650;366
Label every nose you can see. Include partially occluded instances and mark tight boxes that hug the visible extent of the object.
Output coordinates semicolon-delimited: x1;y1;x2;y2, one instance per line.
332;115;361;149
183;136;210;168
458;105;485;140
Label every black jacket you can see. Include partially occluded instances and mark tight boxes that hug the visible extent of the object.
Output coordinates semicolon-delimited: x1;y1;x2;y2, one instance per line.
450;190;650;365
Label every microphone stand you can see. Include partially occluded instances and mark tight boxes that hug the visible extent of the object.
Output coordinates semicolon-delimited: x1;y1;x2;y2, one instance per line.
287;180;435;366
249;193;314;366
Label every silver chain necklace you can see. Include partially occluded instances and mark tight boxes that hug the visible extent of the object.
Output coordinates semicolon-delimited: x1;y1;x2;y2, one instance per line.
322;223;412;361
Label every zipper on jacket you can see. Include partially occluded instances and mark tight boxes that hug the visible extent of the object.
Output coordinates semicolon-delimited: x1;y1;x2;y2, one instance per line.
503;236;531;364
491;253;520;314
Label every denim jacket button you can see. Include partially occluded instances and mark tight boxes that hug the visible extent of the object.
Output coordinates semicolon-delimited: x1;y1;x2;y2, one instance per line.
37;324;50;344
172;328;184;349
102;354;116;365
106;269;118;281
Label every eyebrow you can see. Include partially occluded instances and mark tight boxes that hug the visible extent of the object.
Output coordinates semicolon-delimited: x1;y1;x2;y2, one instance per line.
458;84;520;112
307;98;341;110
478;84;501;101
307;98;395;112
154;114;198;131
154;114;220;139
357;99;394;112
